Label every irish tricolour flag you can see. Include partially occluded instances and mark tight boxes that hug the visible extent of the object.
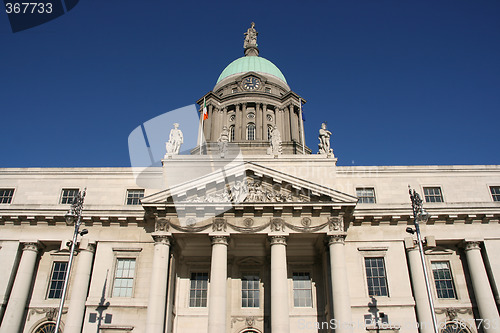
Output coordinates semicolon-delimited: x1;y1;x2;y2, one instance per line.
203;98;208;120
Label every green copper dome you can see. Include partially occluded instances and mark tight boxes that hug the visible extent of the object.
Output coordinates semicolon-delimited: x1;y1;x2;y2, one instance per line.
216;56;287;84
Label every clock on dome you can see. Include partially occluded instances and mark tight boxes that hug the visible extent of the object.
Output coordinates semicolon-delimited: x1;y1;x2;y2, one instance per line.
242;76;261;90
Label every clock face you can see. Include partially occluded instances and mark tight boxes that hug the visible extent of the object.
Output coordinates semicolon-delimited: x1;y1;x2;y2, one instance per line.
243;77;261;90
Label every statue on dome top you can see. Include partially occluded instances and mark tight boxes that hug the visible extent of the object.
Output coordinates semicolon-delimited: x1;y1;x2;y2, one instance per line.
318;122;333;155
244;22;258;48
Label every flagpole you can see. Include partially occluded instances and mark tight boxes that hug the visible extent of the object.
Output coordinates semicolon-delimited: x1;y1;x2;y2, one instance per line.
299;98;306;154
199;97;206;155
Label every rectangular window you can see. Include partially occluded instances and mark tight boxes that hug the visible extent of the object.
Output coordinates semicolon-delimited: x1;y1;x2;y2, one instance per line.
365;257;389;297
241;273;260;308
423;187;443;203
490;186;500;202
126;189;144;205
60;188;79;204
190;272;208;307
47;262;68;299
112;258;136;297
293;272;312;307
0;189;14;204
356;187;376;203
432;261;456;299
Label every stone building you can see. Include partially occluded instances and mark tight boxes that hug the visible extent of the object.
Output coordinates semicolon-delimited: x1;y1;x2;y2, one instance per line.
1;24;500;333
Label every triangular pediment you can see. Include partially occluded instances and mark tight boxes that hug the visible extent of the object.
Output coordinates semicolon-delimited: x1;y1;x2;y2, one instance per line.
141;162;357;208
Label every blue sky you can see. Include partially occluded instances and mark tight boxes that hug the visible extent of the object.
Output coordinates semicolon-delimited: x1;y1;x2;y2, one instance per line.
1;0;499;167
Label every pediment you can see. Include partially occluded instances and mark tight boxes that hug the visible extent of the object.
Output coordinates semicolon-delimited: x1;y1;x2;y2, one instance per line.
141;162;357;208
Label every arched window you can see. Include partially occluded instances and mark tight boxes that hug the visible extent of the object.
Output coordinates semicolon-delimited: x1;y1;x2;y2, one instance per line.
34;322;61;333
267;125;273;140
229;125;235;142
247;123;255;140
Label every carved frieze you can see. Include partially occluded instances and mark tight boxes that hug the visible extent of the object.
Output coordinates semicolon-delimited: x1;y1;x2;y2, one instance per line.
183;179;302;203
329;215;344;232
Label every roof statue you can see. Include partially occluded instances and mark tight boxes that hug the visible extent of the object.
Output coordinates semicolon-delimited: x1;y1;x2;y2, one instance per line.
166;123;183;155
318;122;333;155
244;22;259;56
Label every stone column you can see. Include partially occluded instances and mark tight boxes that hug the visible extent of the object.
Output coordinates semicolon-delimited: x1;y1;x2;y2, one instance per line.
241;103;247;140
270;235;290;333
276;107;284;142
208;235;229;333
256;103;262;140
222;107;228;128
405;239;434;333
64;240;96;333
290;104;299;142
235;104;242;141
328;235;353;333
262;104;268;140
284;106;291;141
206;104;213;141
464;241;500;332
0;242;39;333
145;233;172;333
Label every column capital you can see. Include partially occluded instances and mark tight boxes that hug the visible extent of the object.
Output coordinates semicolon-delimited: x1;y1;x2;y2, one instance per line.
152;233;172;246
21;242;39;252
269;235;287;246
327;234;346;245
464;240;481;251
211;235;229;246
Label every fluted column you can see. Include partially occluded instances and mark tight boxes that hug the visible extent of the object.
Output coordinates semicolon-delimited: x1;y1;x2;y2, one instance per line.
222;107;228;128
464;241;500;332
0;242;39;333
241;103;247;140
208;236;229;333
405;240;434;333
145;233;172;333
328;235;353;333
64;240;96;333
270;235;290;333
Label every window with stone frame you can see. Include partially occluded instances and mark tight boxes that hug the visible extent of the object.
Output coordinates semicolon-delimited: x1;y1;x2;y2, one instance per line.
112;258;136;297
189;272;209;307
431;261;456;299
246;123;256;140
364;257;389;297
356;187;376;203
490;186;500;202
0;188;14;204
423;187;444;203
126;189;144;205
229;125;235;142
47;261;68;299
241;273;260;308
60;188;79;204
293;272;313;307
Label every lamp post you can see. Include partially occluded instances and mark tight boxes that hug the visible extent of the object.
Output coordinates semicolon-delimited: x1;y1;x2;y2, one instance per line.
54;189;88;333
407;187;439;333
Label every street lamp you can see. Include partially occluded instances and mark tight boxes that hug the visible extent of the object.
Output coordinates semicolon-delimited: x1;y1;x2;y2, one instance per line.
407;187;439;333
54;189;87;333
